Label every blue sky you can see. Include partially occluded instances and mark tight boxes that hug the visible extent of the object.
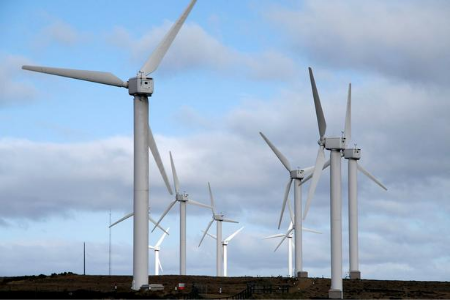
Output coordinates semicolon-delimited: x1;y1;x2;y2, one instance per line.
1;0;450;282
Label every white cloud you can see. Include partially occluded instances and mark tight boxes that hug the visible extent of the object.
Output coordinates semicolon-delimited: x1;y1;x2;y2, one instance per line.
0;54;37;105
33;19;85;49
107;22;297;81
265;0;450;84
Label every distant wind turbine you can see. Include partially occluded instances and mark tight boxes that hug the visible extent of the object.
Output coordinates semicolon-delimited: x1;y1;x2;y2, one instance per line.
203;227;244;277
342;84;387;280
264;200;321;277
149;228;170;276
259;131;328;278
152;152;211;275
198;182;239;277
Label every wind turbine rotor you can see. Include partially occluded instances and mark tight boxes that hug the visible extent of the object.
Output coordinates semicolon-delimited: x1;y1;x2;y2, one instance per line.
274;227;295;252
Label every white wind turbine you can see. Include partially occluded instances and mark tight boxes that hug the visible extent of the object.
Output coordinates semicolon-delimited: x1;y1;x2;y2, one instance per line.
198;182;238;277
203;227;244;277
149;227;170;276
264;200;321;277
22;0;197;290
303;67;350;298
342;84;387;280
259;131;328;278
152;151;211;275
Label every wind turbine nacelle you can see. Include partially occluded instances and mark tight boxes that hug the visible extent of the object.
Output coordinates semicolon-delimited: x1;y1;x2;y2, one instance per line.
344;148;361;160
325;137;346;150
290;170;305;179
128;77;154;96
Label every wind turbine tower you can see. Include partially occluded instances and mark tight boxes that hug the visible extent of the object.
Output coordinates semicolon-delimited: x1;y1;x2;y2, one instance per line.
342;84;387;280
22;0;197;289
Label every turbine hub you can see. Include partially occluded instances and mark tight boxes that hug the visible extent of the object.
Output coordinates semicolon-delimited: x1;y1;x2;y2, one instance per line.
343;148;361;160
128;76;154;96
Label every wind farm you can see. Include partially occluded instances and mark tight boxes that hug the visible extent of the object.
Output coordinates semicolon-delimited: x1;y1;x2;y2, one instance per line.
1;0;450;299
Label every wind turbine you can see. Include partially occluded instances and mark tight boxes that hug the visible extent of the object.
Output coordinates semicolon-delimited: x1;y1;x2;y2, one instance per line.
303;67;348;299
259;131;327;278
22;0;197;290
149;227;170;276
152;151;211;275
198;182;238;277
264;200;321;277
203;227;244;277
342;84;387;280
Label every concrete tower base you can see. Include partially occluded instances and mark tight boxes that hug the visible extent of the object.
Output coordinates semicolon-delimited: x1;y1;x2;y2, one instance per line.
350;271;361;279
297;271;308;278
329;289;343;299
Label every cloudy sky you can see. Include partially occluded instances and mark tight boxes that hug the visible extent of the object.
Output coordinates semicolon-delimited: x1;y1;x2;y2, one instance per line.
1;0;449;282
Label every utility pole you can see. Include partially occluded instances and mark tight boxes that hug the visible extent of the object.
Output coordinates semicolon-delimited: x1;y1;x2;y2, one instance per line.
84;242;86;276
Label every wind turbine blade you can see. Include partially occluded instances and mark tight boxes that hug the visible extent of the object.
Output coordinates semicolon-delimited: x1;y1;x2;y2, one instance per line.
110;212;133;228
259;132;291;171
308;67;327;139
357;163;388;191
278;179;293;229
344;83;352;145
208;182;216;215
274;228;294;252
300;159;330;186
22;65;127;88
159;259;163;272
151;200;177;233
303;146;326;220
148;125;173;195
302;227;322;234
169;152;180;194
287;198;294;224
224;227;244;243
140;0;197;75
148;245;155;250
155;228;170;247
302;165;315;175
263;234;285;239
149;215;169;235
198;219;214;247
222;218;239;223
187;199;212;209
202;230;217;240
